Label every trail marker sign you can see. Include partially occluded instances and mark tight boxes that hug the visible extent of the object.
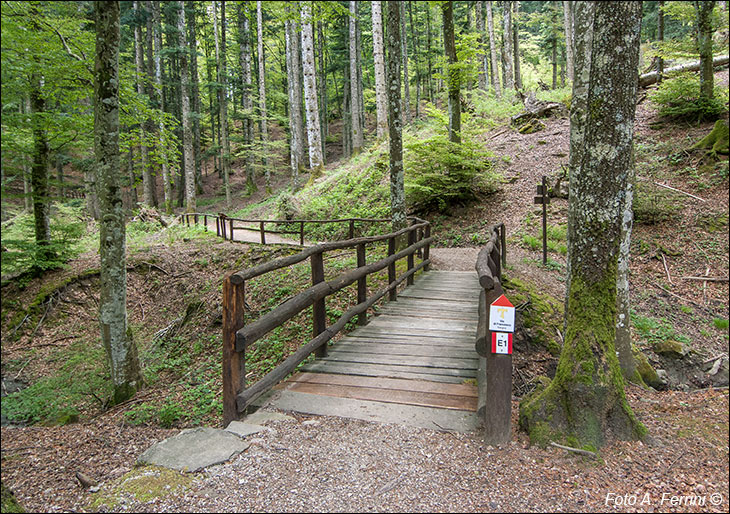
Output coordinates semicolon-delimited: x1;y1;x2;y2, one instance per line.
489;294;515;333
491;332;513;354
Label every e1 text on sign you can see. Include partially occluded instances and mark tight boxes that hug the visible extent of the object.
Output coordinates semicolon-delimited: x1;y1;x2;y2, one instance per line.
489;294;515;333
492;332;513;354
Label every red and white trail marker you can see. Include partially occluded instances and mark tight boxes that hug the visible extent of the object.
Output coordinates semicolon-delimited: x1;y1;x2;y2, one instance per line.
489;294;515;333
491;332;513;355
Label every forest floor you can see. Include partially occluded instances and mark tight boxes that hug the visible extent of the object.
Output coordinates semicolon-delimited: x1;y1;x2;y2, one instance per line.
1;73;729;512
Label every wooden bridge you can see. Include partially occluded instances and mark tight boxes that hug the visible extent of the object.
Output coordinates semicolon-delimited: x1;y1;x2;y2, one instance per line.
182;214;510;439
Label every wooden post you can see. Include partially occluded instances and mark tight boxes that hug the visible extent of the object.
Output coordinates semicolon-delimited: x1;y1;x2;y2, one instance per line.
348;219;355;239
484;280;512;446
221;216;227;240
541;176;547;265
423;224;431;271
204;214;208;231
388;236;397;301
185;214;190;226
216;217;220;237
194;213;198;225
259;221;266;244
357;243;367;325
407;229;415;285
222;274;246;426
311;251;327;357
229;219;234;241
500;224;506;267
300;221;305;246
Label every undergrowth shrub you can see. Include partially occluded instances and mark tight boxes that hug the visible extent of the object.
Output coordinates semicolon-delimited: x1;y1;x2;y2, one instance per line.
650;72;729;122
404;133;500;213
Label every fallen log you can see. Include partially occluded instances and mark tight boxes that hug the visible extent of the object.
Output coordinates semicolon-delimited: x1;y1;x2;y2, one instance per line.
639;55;729;88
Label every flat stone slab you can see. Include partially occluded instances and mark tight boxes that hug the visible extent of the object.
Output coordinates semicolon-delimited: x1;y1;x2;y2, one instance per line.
225;421;266;438
244;410;295;425
137;427;250;472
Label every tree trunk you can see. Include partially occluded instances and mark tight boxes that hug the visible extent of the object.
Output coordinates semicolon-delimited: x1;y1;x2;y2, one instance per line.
95;0;143;405
151;1;172;214
30;79;52;259
238;2;256;194
616;167;636;381
188;3;203;194
552;35;557;89
400;1;411;124
386;1;406;234
519;1;645;449
563;0;574;83
179;1;196;212
301;2;324;178
657;1;664;81
134;1;156;209
409;1;421;118
350;1;363;153
256;1;271;193
694;1;716;100
214;1;231;208
373;0;388;138
317;16;329;147
426;4;434;103
442;1;460;144
513;1;522;90
285;8;304;190
476;1;488;91
486;1;501;97
502;0;514;92
639;55;729;87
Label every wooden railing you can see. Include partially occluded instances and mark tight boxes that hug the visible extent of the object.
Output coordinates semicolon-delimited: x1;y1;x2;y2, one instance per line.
221;218;432;425
474;223;511;445
180;212;396;246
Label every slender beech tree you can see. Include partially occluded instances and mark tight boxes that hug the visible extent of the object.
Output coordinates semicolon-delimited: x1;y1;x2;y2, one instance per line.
134;0;156;208
442;1;460;144
178;1;196;212
372;0;388;139
188;3;203;194
285;4;304;189
408;1;421;118
29;78;53;260
563;0;574;83
257;0;271;192
350;1;364;153
513;1;522;90
519;1;646;449
486;1;501;97
301;1;324;178
213;1;232;207
502;0;514;92
238;2;256;193
151;1;172;213
694;1;716;100
386;1;406;234
476;1;488;91
95;0;143;405
400;1;411;124
657;0;664;81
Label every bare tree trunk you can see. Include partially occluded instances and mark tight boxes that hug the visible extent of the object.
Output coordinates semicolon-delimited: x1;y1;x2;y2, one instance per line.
301;2;324;178
408;0;421;118
178;1;196;212
214;1;231;207
350;1;364;153
513;1;522;90
285;6;304;190
238;2;256;194
502;0;514;92
134;1;156;208
386;1;406;233
151;1;172;213
657;1;664;81
426;4;434;103
317;15;329;146
373;0;388;138
476;1;488;91
30;79;52;257
188;3;203;194
400;1;411;124
95;0;143;405
694;1;716;100
486;1;501;97
443;1;460;144
257;1;271;192
563;0;574;83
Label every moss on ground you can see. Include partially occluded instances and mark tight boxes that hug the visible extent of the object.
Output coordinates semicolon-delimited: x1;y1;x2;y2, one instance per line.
87;466;194;511
1;482;25;513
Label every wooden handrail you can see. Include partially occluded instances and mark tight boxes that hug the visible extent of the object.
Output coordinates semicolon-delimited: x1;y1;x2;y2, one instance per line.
221;217;432;425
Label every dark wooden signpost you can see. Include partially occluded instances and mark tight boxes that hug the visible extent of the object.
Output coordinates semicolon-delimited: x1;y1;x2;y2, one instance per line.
534;176;549;265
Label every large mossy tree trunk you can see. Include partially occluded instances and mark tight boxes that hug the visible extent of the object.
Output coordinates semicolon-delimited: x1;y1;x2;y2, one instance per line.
694;1;716;100
519;1;646;450
95;0;143;405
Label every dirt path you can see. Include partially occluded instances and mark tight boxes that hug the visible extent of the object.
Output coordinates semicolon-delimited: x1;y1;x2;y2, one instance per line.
203;218;309;246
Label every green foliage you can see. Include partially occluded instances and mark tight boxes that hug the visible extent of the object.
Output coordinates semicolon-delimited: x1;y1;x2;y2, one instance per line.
632;311;690;348
404;133;499;213
650;73;729;122
1;340;112;425
713;318;729;332
633;181;684;225
1;203;87;275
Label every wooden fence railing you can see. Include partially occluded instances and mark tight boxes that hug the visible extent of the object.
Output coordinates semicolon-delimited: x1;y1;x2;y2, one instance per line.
221;218;432;425
180;212;396;246
474;223;510;445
